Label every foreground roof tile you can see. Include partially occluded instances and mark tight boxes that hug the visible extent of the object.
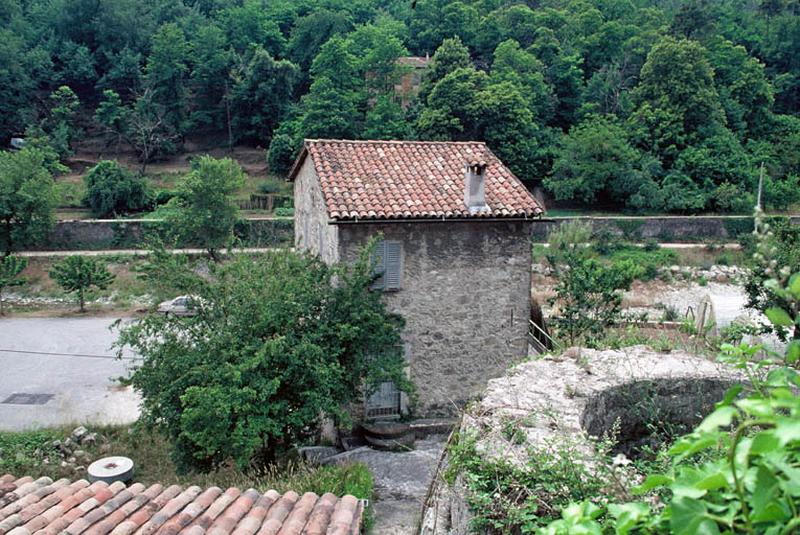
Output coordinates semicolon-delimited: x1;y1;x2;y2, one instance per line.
288;139;544;221
0;476;363;535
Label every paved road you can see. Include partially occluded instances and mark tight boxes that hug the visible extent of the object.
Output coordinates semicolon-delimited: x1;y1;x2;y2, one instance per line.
0;317;140;431
17;247;283;257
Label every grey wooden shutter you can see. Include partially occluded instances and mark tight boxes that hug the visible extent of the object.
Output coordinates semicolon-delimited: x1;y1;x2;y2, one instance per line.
370;241;387;290
384;241;402;290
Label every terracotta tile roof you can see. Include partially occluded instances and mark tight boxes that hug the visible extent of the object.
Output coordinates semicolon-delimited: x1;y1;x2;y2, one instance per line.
288;140;544;221
0;475;363;535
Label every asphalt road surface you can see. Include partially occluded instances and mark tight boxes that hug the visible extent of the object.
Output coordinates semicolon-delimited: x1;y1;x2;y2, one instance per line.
0;317;141;431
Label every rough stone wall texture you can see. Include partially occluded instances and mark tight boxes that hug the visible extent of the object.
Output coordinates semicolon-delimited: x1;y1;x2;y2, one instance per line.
420;345;745;534
292;158;339;263
337;221;533;417
532;215;800;242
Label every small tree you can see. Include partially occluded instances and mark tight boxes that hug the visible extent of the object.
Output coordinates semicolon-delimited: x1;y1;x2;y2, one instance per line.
545;222;635;345
0;255;27;315
83;161;151;218
49;256;115;312
167;156;245;259
0;148;57;256
116;246;411;471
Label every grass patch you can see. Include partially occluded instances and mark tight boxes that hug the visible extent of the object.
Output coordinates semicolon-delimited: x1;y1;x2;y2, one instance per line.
0;425;373;499
600;245;678;281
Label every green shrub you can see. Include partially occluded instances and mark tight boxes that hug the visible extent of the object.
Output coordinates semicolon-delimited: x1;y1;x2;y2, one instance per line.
273;206;294;217
117;247;412;471
84;161;151;218
603;246;678;282
541;249;800;535
257;180;283;194
49;255;115;312
153;189;177;206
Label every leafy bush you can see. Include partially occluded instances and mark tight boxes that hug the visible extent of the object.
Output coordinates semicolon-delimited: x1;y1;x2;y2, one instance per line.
546;222;635;345
0;255;27;314
257;180;283;194
49;255;115;312
447;428;620;532
273;206;294;217
83;160;151;218
607;247;678;281
541;241;800;535
166;156;245;259
743;215;800;340
116;246;412;471
153;189;176;206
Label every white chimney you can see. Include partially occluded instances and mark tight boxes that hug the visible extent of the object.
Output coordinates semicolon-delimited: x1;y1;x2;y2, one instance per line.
464;161;488;213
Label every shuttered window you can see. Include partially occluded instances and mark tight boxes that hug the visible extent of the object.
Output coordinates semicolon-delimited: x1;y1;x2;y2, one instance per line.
371;240;402;291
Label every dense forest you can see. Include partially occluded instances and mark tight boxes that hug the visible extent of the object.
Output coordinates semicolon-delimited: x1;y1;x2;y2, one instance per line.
2;0;799;212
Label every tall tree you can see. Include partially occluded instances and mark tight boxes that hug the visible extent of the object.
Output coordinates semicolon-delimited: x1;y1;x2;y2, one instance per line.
167;156;245;260
630;36;726;166
146;23;190;133
0;149;57;256
230;48;299;143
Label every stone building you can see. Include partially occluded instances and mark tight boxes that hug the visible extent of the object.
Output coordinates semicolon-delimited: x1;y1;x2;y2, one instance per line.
289;139;544;417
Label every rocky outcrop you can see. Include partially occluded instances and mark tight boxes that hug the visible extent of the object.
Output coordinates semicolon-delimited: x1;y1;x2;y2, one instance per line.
419;346;744;535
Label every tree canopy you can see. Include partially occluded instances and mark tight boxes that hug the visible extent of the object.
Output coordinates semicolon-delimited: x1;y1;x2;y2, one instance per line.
2;0;799;213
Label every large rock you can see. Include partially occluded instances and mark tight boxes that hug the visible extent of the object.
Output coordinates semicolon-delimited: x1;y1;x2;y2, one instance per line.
420;345;744;535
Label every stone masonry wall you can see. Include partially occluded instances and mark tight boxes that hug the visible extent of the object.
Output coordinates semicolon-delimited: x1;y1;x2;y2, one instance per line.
337;220;533;417
292;158;339;263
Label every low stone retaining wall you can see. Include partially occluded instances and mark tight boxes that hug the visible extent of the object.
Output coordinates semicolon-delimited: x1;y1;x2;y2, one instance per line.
419;346;742;534
532;215;799;242
21;214;799;251
27;218;293;251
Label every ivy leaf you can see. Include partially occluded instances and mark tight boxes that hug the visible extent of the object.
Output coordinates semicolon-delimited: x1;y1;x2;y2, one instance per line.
774;418;800;447
608;502;649;534
750;430;779;454
697;406;738;432
633;474;672;494
669;434;719;461
669;496;721;535
765;307;794;327
749;465;789;523
786;341;800;364
789;273;800;298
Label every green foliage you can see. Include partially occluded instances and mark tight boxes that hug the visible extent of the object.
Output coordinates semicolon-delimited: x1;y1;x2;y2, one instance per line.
49;255;115;312
230;48;299;143
546;115;656;209
83;161;151;218
744;214;800;340
116;247;411;471
166;156;245;259
540;236;800;535
447;427;620;532
42;86;80;159
601;245;678;282
546;222;635;345
3;0;799;214
0;254;27;314
0;429;61;474
0;148;57;255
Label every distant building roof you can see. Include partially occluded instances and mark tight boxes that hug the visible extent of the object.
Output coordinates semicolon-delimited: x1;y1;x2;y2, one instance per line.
0;474;364;535
396;56;429;69
288;139;544;222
